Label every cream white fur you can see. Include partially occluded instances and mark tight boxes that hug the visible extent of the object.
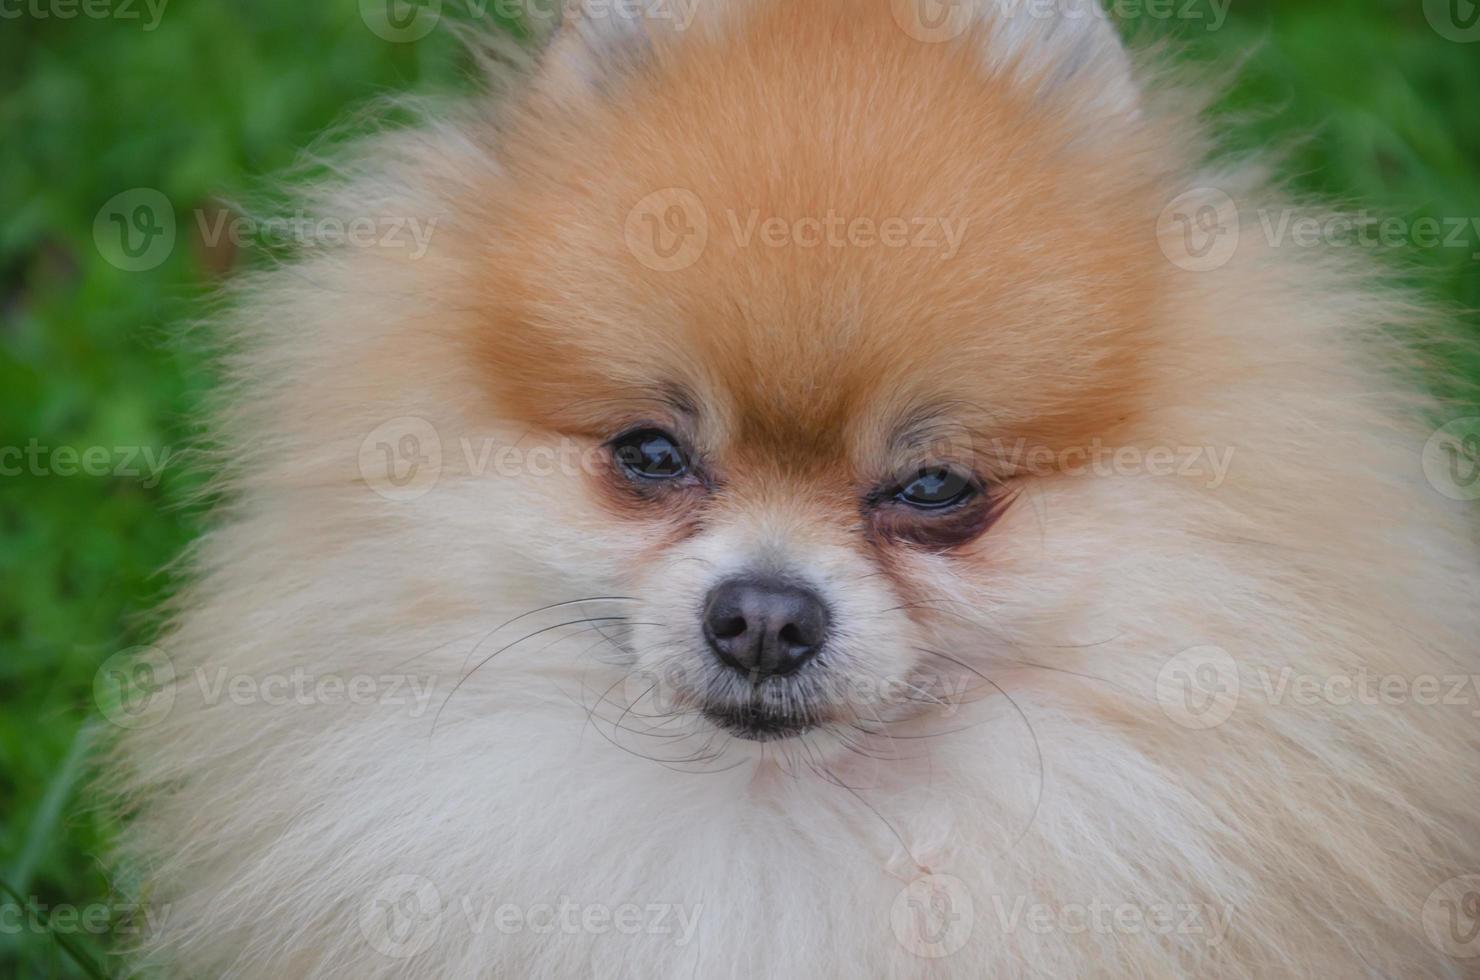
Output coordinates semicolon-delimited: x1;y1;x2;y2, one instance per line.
108;3;1480;978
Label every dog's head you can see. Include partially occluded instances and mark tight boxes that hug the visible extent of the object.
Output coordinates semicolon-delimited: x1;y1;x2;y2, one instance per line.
416;0;1182;745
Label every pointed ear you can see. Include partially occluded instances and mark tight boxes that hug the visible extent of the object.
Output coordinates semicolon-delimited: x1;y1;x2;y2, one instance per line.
979;0;1139;116
529;1;1138;115
528;4;669;100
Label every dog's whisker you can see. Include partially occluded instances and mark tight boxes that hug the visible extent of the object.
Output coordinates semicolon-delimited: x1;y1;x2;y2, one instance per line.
431;615;633;736
454;595;640;671
914;647;1046;849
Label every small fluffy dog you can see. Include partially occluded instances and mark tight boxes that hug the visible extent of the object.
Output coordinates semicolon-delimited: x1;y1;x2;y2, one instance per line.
113;1;1480;976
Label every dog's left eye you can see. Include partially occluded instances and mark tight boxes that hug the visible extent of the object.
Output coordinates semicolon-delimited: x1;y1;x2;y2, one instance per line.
612;428;690;480
895;466;977;510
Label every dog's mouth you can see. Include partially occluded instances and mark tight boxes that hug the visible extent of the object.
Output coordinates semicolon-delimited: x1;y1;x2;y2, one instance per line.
700;701;817;741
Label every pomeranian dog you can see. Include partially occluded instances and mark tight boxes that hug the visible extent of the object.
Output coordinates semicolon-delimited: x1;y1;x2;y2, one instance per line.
110;0;1480;976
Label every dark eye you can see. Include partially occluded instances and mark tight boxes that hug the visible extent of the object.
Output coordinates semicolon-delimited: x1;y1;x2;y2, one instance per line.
895;466;977;510
612;429;690;481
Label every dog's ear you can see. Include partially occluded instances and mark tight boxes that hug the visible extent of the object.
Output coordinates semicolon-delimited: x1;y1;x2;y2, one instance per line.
529;4;678;100
972;0;1139;116
529;1;1137;116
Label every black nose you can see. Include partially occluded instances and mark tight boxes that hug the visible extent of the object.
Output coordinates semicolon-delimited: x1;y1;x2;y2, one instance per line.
702;578;830;678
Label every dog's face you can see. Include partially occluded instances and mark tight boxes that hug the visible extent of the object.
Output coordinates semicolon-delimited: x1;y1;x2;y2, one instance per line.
435;2;1171;745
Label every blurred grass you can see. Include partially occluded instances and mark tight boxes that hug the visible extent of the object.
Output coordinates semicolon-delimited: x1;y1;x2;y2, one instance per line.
1;0;1476;975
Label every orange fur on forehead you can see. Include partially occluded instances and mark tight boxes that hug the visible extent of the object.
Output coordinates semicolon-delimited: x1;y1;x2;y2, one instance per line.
468;0;1174;457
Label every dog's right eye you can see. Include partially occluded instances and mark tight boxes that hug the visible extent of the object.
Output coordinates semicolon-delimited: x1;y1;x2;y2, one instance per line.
612;429;690;481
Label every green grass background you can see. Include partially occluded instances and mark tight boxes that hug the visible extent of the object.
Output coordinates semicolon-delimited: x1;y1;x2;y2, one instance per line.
1;0;1477;975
